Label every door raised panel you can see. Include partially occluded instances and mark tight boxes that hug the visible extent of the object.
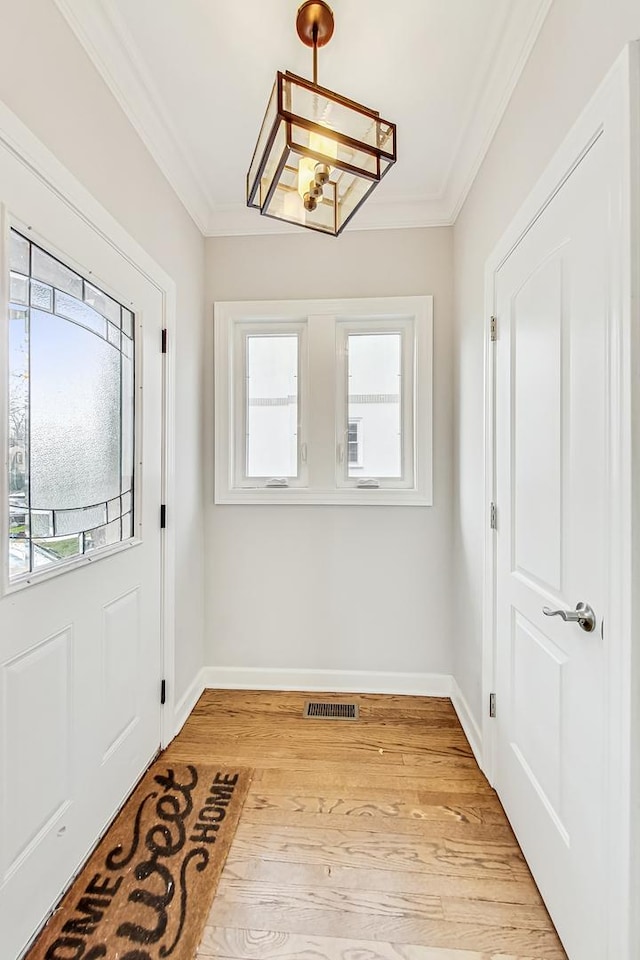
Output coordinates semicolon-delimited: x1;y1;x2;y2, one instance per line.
1;628;72;880
512;255;564;594
510;612;568;840
102;588;141;762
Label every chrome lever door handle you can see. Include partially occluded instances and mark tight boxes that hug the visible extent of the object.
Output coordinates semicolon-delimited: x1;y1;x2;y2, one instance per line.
543;601;596;633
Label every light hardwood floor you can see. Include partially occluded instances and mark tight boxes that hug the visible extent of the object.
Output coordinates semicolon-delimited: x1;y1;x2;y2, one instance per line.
163;690;567;960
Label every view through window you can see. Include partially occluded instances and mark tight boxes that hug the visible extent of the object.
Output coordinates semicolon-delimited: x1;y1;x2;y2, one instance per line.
8;229;135;582
347;332;402;478
245;334;298;478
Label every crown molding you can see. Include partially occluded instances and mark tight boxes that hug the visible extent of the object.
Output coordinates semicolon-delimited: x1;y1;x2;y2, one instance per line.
440;0;555;222
206;194;453;238
54;0;553;238
53;0;214;234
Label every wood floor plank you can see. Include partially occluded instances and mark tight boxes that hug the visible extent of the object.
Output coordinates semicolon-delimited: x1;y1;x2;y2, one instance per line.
220;857;544;905
213;879;446;921
198;926;547;960
162;689;566;960
244;791;504;826
205;898;566;958
228;823;529;881
441;898;554;932
254;769;495;793
241;804;516;842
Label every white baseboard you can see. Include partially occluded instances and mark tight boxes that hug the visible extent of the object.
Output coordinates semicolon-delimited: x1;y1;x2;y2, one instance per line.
171;667;206;740
173;666;484;771
201;665;454;698
450;678;483;769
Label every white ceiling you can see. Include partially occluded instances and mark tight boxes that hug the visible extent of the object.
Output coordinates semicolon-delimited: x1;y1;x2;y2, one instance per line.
54;0;553;236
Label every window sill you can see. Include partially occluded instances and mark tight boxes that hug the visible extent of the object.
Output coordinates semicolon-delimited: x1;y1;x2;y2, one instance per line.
214;488;432;507
4;535;141;596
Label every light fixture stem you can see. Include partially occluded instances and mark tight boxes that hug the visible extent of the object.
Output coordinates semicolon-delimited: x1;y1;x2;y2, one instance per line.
312;22;318;85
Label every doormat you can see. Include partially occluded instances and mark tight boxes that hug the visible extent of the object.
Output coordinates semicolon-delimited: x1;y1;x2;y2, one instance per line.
25;761;253;960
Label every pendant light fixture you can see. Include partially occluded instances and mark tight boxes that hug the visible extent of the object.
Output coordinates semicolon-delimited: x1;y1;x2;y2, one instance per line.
246;1;397;236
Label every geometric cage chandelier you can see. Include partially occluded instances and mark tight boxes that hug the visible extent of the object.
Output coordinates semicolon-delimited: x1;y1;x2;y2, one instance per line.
246;1;397;237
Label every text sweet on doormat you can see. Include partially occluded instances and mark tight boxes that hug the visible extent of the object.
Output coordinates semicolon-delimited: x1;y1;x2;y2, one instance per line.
26;762;252;960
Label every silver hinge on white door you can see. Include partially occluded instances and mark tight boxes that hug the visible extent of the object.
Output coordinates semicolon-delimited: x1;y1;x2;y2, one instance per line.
490;316;497;341
489;693;496;718
490;502;497;530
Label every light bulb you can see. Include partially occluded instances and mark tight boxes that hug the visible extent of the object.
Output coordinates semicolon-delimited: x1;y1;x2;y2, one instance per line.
297;128;338;205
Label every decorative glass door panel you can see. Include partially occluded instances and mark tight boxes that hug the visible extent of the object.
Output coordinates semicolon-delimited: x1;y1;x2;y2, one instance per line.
8;229;135;582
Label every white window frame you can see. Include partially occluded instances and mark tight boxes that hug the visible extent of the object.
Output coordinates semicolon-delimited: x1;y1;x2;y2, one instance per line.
215;296;432;506
232;320;308;489
335;317;414;491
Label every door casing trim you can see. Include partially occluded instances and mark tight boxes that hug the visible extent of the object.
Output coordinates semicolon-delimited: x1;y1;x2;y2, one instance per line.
482;42;640;960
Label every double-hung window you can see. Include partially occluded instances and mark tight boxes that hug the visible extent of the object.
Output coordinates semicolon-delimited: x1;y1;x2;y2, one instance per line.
215;296;432;505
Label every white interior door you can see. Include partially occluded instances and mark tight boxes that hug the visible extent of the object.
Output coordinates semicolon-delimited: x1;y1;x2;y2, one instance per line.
0;140;164;958
493;130;612;959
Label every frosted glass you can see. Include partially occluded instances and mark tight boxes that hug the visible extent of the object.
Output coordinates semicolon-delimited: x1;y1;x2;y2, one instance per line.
121;491;132;515
31;280;53;312
55;291;106;339
10;231;29;275
246;335;298;478
31;511;54;537
107;323;121;349
121;355;134;493
84;282;120;325
107;497;120;523
347;333;402;478
32;246;82;298
55;503;107;536
9;307;29;526
10;272;29;305
30;311;121;510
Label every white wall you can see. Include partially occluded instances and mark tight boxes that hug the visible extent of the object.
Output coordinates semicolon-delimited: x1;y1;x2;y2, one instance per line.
206;227;453;680
453;0;640;725
0;0;206;705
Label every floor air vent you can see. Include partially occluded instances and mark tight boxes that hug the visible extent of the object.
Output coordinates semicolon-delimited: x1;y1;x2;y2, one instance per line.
303;701;359;720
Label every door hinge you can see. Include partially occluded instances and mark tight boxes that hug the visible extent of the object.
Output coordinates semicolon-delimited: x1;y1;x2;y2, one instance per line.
490;502;497;530
489;692;496;718
160;504;167;529
161;328;168;353
490;316;497;341
161;679;166;705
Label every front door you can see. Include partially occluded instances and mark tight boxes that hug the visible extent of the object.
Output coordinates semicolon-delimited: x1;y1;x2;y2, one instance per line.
0;137;164;958
494;129;610;958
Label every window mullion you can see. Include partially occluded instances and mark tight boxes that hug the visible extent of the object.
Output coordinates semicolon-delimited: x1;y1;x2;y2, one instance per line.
307;314;338;491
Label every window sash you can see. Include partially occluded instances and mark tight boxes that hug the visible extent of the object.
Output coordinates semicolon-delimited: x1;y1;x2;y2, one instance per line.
232;320;308;489
335;317;415;490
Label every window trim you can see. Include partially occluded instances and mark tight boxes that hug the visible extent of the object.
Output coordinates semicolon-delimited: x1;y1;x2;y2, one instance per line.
214;296;433;506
